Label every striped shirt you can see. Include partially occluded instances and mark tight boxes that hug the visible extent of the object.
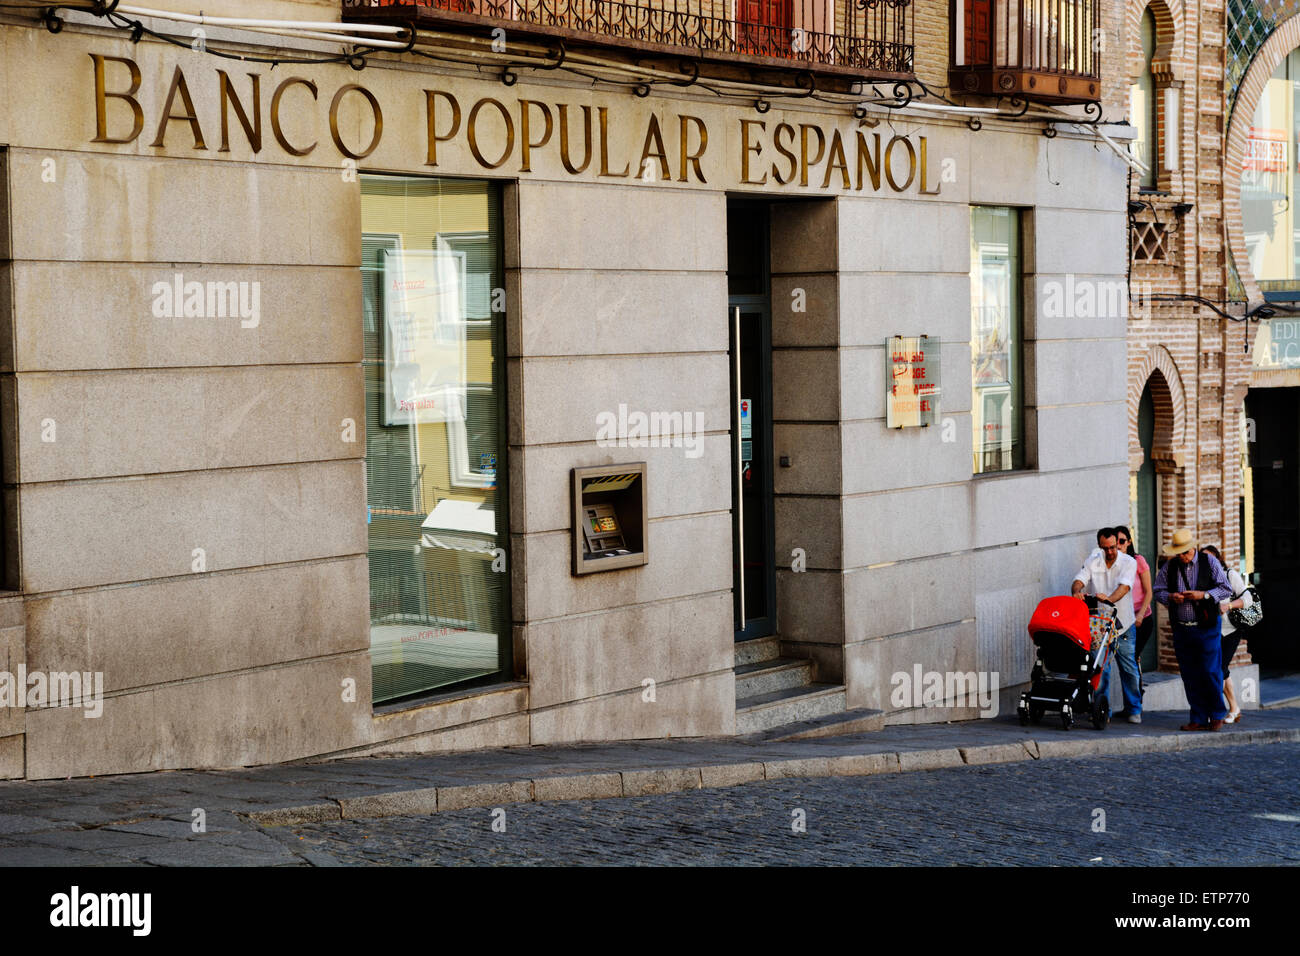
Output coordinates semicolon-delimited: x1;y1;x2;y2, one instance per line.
1153;554;1232;624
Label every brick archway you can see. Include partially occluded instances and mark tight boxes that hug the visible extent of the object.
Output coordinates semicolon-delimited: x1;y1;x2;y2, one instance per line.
1225;13;1300;305
1129;345;1186;472
1127;0;1185;85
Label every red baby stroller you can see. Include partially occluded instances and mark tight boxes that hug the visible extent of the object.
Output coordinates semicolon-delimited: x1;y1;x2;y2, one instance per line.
1017;595;1119;731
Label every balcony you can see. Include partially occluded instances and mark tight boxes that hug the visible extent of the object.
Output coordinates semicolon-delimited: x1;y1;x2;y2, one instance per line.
342;0;915;83
950;0;1100;104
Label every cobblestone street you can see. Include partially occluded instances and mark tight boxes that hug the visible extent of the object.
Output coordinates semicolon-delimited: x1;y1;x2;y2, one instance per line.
267;743;1300;866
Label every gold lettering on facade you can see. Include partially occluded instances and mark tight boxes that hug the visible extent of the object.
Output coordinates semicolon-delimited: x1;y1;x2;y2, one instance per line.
467;97;515;169
218;71;261;153
557;104;593;174
798;124;824;187
678;115;708;183
424;90;461;166
884;135;916;192
855;131;881;191
772;123;797;186
80;52;947;201
739;119;766;185
89;54;143;144
270;77;318;156
328;84;383;160
598;107;629;177
519;100;553;172
919;136;942;195
639;114;670;181
822;129;850;190
149;66;206;150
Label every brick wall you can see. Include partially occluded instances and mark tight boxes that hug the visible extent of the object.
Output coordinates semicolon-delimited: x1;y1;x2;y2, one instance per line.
1121;0;1256;673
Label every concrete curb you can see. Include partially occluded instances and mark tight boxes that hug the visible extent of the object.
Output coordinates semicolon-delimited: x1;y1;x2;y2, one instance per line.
244;728;1300;827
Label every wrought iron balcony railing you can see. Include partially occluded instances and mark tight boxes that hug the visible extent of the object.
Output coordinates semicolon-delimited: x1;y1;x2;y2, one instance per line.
343;0;915;80
950;0;1100;103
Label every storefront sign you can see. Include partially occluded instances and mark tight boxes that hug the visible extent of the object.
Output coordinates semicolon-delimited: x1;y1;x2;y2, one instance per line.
886;335;940;428
1253;317;1300;370
83;53;945;198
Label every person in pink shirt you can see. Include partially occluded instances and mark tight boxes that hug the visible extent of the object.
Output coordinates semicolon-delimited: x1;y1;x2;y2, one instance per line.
1116;526;1152;694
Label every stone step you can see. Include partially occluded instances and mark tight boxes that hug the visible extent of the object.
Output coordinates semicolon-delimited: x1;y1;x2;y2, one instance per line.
734;636;781;667
757;708;886;742
734;658;813;698
736;684;846;735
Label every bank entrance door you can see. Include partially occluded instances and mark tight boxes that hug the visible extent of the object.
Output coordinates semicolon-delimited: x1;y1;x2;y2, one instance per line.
728;202;776;641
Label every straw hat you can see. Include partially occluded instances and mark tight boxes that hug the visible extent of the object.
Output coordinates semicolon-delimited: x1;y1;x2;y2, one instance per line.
1161;528;1198;557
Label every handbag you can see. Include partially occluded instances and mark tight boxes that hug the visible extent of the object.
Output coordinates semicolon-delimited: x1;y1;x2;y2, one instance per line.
1228;586;1263;630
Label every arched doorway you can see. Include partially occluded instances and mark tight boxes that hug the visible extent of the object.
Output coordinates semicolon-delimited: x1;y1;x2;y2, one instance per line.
1135;379;1160;671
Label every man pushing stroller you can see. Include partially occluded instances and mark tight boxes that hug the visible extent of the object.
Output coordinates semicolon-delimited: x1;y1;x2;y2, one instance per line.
1071;527;1142;724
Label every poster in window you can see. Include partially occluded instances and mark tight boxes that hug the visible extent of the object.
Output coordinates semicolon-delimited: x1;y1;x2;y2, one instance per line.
381;249;469;425
972;253;1010;386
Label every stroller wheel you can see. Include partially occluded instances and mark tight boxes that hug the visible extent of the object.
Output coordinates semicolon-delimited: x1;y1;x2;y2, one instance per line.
1091;694;1110;731
1060;710;1074;731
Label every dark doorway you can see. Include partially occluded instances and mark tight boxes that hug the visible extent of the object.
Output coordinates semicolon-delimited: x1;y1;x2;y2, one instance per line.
1245;387;1300;669
1135;380;1159;671
728;201;776;642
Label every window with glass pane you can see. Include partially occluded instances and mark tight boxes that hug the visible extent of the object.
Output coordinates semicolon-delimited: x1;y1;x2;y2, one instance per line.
970;206;1024;475
1241;46;1300;295
1131;8;1158;189
361;175;509;704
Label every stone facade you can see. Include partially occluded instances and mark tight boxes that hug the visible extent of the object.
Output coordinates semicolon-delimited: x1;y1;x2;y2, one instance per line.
0;2;1129;778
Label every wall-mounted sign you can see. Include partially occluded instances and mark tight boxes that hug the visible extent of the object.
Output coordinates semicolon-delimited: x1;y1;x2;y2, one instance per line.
1253;317;1300;370
886;335;940;428
381;249;469;425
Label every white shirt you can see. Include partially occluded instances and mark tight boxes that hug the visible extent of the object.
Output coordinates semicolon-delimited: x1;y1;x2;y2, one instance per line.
1073;550;1137;631
1220;568;1253;637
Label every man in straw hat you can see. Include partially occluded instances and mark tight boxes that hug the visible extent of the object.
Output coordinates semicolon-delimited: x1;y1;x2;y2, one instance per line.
1152;528;1233;731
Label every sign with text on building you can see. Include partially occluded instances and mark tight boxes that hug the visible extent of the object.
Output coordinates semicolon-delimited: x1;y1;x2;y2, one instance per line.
381;249;469;425
1253;317;1300;370
886;335;940;428
80;51;948;199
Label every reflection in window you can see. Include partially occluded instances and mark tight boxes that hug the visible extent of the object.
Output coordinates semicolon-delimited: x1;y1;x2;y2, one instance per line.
1131;7;1158;189
1241;47;1300;293
971;206;1024;475
361;175;509;704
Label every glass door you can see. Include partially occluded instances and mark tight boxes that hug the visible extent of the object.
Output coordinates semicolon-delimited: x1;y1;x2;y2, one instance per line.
731;302;776;640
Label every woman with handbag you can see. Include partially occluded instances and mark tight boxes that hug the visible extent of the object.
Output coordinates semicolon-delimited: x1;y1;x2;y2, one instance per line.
1201;546;1255;724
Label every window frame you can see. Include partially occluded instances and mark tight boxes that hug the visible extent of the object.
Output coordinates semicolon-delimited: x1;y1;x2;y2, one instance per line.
969;204;1030;477
359;172;513;708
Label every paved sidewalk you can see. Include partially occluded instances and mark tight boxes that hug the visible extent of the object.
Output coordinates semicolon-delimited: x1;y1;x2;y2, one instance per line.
0;707;1297;865
1262;673;1300;708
